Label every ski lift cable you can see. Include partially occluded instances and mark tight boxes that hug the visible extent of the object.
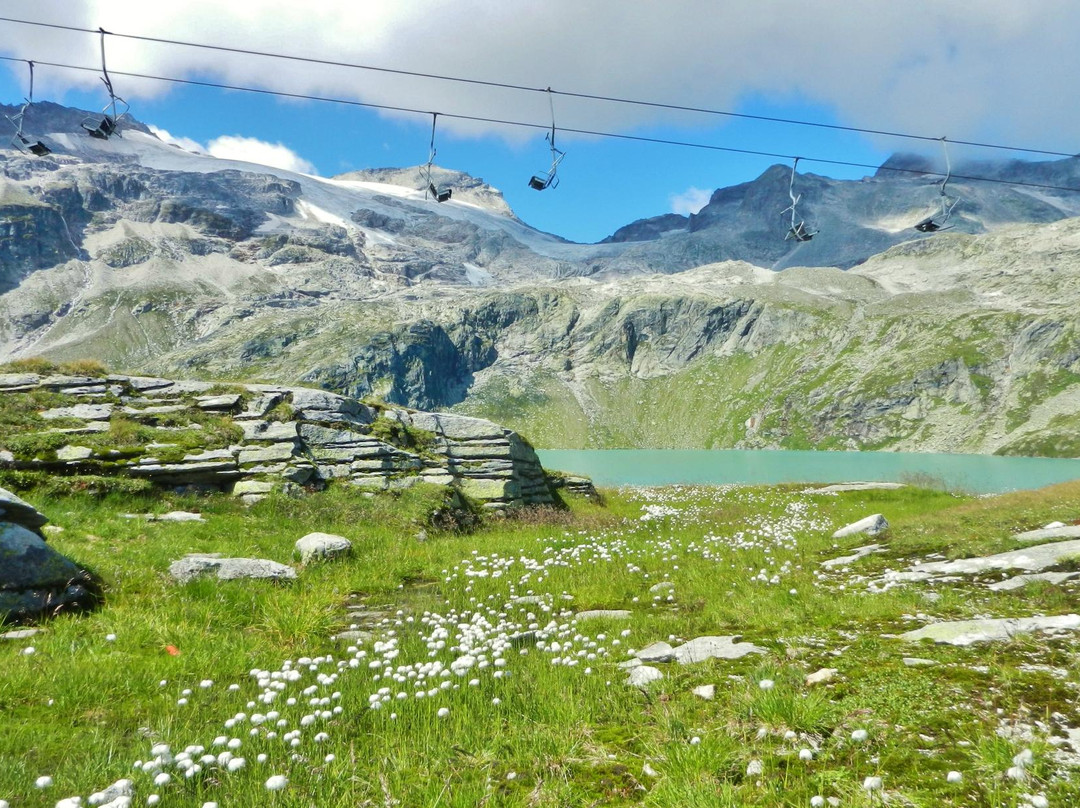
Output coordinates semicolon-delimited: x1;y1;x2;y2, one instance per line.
5;54;1080;198
0;14;1075;161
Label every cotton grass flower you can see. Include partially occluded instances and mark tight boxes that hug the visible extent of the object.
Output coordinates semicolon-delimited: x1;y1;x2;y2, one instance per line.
758;679;775;690
810;797;825;807
35;776;53;788
437;707;450;718
146;797;159;806
851;729;869;742
265;775;287;791
862;776;882;792
946;770;962;783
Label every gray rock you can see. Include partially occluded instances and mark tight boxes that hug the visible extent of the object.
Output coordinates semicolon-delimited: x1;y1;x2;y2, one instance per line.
39;403;113;421
899;614;1080;646
672;635;766;664
0;373;42;389
240;420;298;442
332;630;373;643
575;609;632;620
649;581;675;594
0;486;49;529
295;532;352;563
0;521;100;621
239;444;297;465
636;641;676;663
168;555;296;583
232;481;275;496
401;411;505;440
822;544;882;568
1013;525;1080;543
902;657;939;667
832;514;889;539
909;539;1080;576
56;445;94;461
626;665;664;687
692;684;716;700
121;404;188;416
196;394;242;410
1;628;41;639
988;571;1080;591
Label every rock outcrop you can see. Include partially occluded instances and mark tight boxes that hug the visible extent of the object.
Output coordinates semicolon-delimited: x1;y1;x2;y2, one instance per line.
0;372;557;510
0;487;101;623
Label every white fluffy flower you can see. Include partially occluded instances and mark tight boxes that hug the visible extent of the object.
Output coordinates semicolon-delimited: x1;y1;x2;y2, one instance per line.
35;776;54;788
265;775;287;791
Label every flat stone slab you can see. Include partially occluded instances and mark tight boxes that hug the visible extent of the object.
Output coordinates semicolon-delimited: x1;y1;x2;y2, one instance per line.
575;610;632;621
1;628;41;640
909;539;1080;576
636;641;676;663
832;514;889;539
810;482;906;494
672;635;766;664
626;665;664;687
692;684;716;700
196;394;242;410
1014;525;1080;543
899;614;1080;646
805;667;838;685
988;572;1080;591
822;544;882;568
168;555;296;583
40;403;113;421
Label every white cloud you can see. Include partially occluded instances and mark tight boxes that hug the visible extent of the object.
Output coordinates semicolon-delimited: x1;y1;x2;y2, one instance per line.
204;135;316;174
669;187;712;216
7;1;1080;153
148;124;202;153
148;125;316;174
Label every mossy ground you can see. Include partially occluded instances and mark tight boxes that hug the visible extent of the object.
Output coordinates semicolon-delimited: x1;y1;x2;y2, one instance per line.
3;478;1080;806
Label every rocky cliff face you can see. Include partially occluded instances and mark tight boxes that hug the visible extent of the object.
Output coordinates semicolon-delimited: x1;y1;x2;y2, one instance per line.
3;105;1080;457
0;372;556;510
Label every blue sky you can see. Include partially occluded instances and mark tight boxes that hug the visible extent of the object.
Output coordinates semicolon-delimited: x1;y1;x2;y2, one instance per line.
2;2;1077;243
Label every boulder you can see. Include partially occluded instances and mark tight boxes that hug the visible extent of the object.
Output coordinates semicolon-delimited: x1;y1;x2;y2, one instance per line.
168;555;297;583
576;609;632;621
0;521;101;622
832;514;889;539
295;532;352;564
0;486;49;529
898;614;1080;646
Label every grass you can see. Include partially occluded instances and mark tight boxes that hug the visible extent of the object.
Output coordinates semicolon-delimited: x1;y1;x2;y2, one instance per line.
2;479;1080;806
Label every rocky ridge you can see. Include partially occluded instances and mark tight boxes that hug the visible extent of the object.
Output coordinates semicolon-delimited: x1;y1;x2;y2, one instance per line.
0;372;556;510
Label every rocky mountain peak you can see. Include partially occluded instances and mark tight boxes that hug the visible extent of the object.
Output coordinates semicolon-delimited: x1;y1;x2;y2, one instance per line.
332;165;516;218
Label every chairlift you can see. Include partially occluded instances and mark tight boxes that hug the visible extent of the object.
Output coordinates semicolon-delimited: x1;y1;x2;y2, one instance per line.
528;88;565;191
780;157;817;241
80;28;129;140
421;113;452;203
6;61;51;157
914;137;961;233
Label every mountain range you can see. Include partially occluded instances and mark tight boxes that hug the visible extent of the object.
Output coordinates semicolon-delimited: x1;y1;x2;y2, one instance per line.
2;102;1079;456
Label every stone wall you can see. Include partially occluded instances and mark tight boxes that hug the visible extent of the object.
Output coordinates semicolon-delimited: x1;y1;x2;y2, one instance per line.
0;373;556;509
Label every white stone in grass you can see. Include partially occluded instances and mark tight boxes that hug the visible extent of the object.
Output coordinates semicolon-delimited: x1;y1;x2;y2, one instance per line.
832;514;889;539
1006;766;1026;781
295;533;352;564
806;667;838;685
626;665;664;687
799;748;814;760
692;684;715;700
1028;796;1049;808
635;641;675;663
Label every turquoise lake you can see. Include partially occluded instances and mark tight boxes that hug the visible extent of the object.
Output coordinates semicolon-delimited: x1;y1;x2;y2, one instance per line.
535;449;1080;495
